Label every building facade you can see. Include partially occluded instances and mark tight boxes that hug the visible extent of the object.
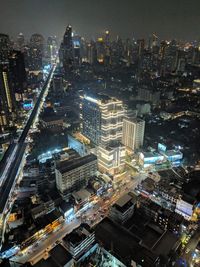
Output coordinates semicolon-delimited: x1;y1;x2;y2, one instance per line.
98;143;125;175
122;117;145;151
55;154;97;198
82;94;124;146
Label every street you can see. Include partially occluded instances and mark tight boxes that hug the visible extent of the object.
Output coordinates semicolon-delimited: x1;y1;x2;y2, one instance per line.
10;173;146;265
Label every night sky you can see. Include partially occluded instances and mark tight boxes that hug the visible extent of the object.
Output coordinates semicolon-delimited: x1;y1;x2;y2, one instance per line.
0;0;200;41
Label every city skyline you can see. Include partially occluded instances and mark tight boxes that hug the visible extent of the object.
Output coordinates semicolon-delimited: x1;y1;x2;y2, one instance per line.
1;2;200;266
0;0;200;41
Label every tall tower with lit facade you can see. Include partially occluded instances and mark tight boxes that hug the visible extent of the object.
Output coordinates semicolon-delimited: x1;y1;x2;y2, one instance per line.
82;94;124;146
0;34;10;64
28;33;44;71
0;64;16;132
60;25;73;72
81;94;125;174
0;34;16;132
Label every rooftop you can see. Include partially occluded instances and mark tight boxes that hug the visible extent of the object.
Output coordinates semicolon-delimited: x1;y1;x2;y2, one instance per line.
34;245;72;267
63;223;94;247
56;154;97;174
116;194;132;207
112;194;135;213
50;244;72;266
95;217;158;267
162;150;183;157
72;189;91;202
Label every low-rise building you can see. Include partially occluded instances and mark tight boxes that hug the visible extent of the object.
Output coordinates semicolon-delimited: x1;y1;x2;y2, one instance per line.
109;193;136;224
55;154;97;199
40;115;63;129
63;223;96;261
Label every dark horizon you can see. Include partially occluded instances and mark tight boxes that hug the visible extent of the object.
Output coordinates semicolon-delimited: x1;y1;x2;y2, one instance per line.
0;0;200;42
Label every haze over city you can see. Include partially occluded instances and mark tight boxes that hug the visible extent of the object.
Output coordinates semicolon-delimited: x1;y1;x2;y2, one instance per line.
0;0;200;40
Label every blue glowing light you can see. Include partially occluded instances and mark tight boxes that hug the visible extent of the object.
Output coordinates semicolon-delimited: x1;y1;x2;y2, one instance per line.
23;100;33;110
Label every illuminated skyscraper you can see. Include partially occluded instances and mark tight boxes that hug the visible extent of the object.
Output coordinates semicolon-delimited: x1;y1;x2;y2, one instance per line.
82;94;124;146
0;34;16;132
28;33;44;70
82;94;125;175
72;33;81;66
137;39;145;59
87;41;97;65
60;25;73;71
17;33;25;51
105;30;110;47
0;33;10;64
47;36;58;64
0;64;16;132
96;37;105;63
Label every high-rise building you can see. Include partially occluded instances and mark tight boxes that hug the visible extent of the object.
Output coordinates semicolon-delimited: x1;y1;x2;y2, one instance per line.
82;94;124;146
47;36;58;64
55;154;97;198
96;37;105;63
105;30;110;47
86;41;97;64
72;33;81;66
0;33;10;64
28;33;44;71
52;74;64;95
17;33;25;51
137;39;145;59
122;117;145;151
9;50;27;96
60;25;73;71
0;64;16;132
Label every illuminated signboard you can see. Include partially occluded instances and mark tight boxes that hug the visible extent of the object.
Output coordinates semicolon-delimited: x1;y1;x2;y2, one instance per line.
158;143;167;152
175;199;193;220
23;100;33;110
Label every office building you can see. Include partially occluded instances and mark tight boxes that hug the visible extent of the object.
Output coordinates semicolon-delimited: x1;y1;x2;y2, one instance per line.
96;37;105;63
0;64;16;132
9;50;27;96
55;154;97;198
60;25;73;71
86;41;97;64
137;39;145;59
47;36;58;64
17;32;25;51
72;33;81;66
28;33;44;71
137;88;160;104
122;117;145;151
82;94;124;146
0;33;10;64
52;74;64;94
